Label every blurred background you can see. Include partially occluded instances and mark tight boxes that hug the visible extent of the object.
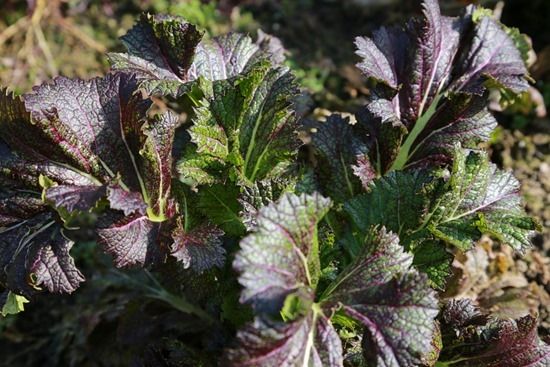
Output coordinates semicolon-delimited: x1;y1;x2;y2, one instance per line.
0;1;549;366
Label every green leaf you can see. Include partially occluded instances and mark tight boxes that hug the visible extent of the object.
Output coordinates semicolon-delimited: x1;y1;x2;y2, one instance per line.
197;184;245;237
345;170;434;242
427;147;539;252
1;291;29;317
178;61;299;187
412;239;453;290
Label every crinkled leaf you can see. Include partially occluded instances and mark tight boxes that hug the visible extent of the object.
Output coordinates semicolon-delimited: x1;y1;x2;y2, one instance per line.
188;33;278;82
106;185;147;216
1;74;183;286
427;148;539;252
345;170;433;242
30;230;85;294
232;193;437;365
352;154;376;191
355;0;529;171
170;220;225;273
0;209;84;296
238;178;295;231
110;14;285;97
440;299;550;367
178;62;299;186
108;14;203;97
197;184;245;237
22;73;179;218
321;229;439;367
231;193;342;366
97;213;163;268
234;192;331;313
305;114;369;202
411;240;453;290
442;298;488;328
23;74;150;182
224;312;343;367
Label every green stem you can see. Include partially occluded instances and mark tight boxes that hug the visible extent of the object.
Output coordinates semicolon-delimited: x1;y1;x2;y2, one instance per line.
391;94;443;171
112;270;215;324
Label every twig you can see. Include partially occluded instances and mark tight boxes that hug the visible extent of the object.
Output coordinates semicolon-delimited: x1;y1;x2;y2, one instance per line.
0;17;28;49
33;25;57;75
58;18;107;53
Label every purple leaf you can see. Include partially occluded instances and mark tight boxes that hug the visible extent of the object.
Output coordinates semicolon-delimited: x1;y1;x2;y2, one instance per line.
357;99;407;173
1;73;181;291
106;185;147;216
407;94;497;167
234;193;331;313
30;232;85;294
0;209;84;296
224;312;343;367
170;220;225;273
452;16;529;95
355;0;529;171
23;74;151;182
140;111;180;218
441;299;550;367
321;228;439;367
352;154;376;189
401;0;464;123
97;213;163;268
108;14;203;97
110;15;285;97
232;194;437;365
305;114;370;202
45;184;106;213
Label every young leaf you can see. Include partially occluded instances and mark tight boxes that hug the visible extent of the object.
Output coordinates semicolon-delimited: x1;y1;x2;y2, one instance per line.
440;299;550;367
411;240;453;290
197;184;245;237
320;229;439;367
355;0;529;171
178;61;299;186
305;114;369;202
171;220;225;273
1;291;29;317
109;14;285;97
